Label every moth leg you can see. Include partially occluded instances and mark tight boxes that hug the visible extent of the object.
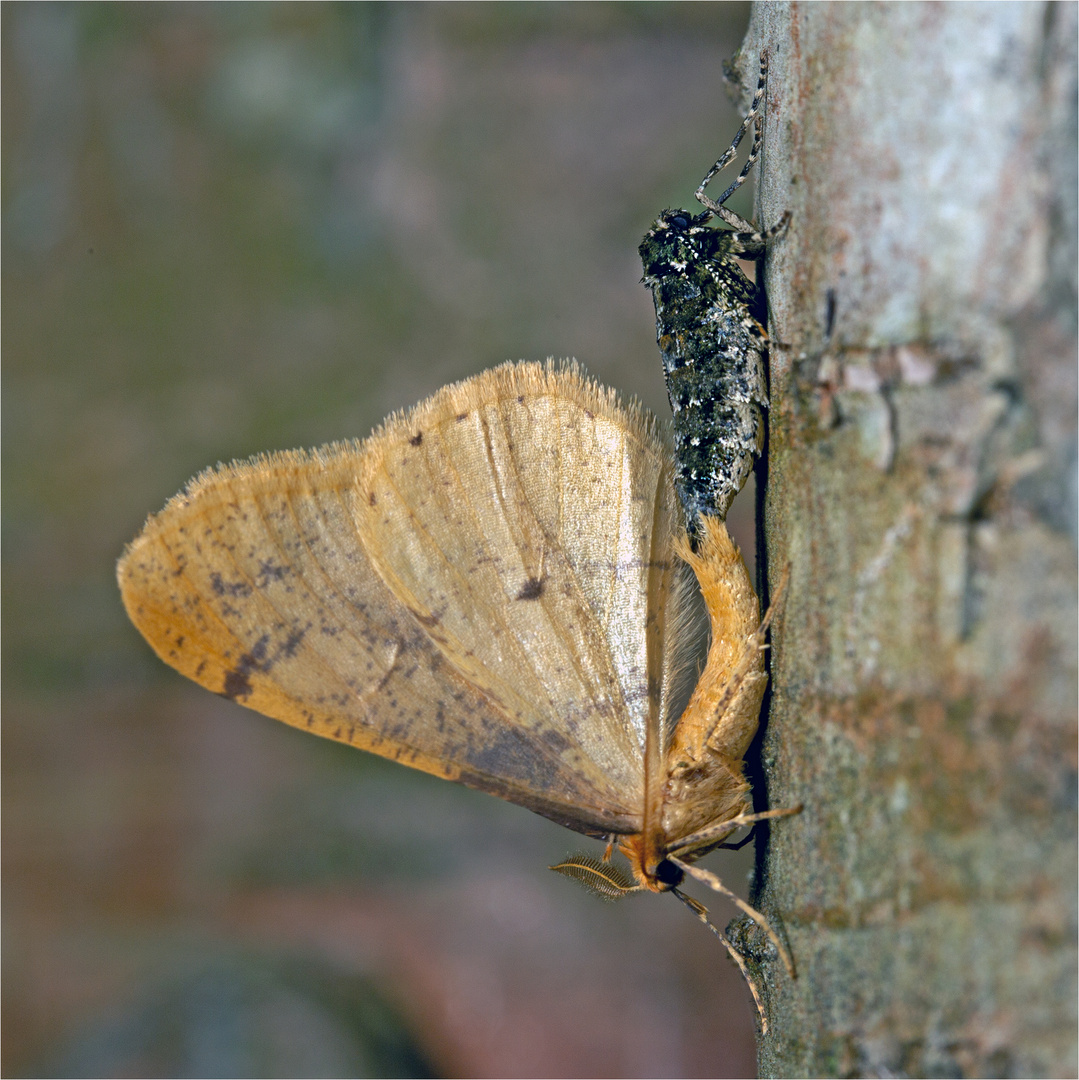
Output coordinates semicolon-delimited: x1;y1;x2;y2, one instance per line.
671;887;770;1033
715;802;803;849
716;826;758;851
602;834;617;861
696;54;769;220
669;855;796;978
669;805;803;859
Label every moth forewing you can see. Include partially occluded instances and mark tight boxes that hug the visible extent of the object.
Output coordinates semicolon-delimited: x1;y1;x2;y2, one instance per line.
355;363;686;802
118;362;700;844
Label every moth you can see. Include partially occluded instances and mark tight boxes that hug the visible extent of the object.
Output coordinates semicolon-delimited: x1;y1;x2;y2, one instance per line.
118;57;795;1032
118;361;794;1027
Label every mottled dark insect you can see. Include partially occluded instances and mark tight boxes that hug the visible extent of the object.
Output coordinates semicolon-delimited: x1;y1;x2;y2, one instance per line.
640;54;788;525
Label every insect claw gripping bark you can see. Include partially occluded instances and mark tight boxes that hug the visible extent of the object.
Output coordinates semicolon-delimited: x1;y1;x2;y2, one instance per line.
639;53;788;529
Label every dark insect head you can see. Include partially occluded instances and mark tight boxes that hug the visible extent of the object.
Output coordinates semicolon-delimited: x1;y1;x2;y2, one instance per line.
649;208;712;237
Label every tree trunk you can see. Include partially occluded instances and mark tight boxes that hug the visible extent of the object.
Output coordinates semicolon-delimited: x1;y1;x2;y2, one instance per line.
739;4;1077;1076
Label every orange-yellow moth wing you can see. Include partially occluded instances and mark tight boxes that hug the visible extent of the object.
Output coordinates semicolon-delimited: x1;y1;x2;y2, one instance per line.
118;362;690;837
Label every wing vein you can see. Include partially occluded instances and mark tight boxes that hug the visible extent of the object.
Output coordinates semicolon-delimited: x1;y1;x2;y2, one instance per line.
372;435;619;787
478;404;630;728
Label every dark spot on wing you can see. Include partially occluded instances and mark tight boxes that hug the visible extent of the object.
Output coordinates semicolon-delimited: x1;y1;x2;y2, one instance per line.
516;577;544;601
209;572;252;598
219;633;274;700
222;667;253;700
409;432;423;446
281;626;307;657
247;635;270;663
256;559;290;584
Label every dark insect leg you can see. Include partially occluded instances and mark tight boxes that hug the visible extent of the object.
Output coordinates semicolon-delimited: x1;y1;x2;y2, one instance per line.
725;210;792;256
716;825;758;851
696;53;769;220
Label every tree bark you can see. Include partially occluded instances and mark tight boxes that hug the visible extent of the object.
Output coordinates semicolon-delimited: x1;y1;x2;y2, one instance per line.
737;4;1077;1076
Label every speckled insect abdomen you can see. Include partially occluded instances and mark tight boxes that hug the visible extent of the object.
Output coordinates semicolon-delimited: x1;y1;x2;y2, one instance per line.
640;54;786;525
640;215;768;522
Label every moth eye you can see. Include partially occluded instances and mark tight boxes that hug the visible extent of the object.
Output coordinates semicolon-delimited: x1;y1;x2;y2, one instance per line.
654;858;685;889
670;213;690;230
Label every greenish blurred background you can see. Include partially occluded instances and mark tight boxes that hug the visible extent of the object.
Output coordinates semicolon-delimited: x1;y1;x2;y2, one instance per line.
4;4;765;1076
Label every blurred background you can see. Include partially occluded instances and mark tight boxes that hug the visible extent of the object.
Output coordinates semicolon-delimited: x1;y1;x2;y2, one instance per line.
3;4;766;1076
